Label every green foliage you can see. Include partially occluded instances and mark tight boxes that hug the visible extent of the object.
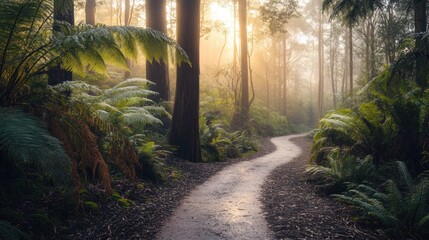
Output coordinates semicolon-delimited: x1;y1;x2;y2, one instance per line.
54;78;168;133
137;142;170;183
112;192;133;208
322;0;383;25
307;152;376;193
0;108;72;189
249;105;290;136
200;113;257;162
83;201;100;212
260;0;299;34
0;0;189;106
333;166;429;239
0;220;28;240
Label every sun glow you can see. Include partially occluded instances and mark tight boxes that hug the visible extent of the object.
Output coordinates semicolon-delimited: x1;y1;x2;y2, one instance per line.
209;2;235;32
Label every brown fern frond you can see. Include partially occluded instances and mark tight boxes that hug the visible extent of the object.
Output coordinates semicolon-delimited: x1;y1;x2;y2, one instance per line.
46;111;112;195
109;136;141;180
48;118;82;194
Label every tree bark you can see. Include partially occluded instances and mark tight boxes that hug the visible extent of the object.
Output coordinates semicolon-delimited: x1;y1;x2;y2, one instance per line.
317;10;324;119
282;33;287;115
414;0;428;88
169;0;201;162
329;23;337;109
349;23;353;96
124;0;131;79
239;0;249;126
231;0;249;129
85;0;96;25
125;0;131;26
146;0;170;102
48;0;74;85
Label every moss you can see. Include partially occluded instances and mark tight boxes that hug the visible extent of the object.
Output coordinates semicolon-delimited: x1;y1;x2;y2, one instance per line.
111;192;133;208
117;198;132;208
83;201;100;212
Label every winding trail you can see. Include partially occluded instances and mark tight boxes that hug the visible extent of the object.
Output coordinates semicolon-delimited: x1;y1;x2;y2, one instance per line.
157;134;304;240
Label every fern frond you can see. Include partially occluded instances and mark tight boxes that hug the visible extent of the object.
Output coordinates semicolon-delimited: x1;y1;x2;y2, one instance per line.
113;78;154;88
53;81;102;95
0;108;72;188
123;108;163;125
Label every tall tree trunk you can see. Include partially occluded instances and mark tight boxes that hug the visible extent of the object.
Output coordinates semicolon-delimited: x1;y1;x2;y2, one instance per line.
329;23;337;109
48;0;74;85
414;0;428;88
232;0;249;129
266;48;269;109
146;0;170;102
85;0;96;25
125;0;130;26
349;23;353;96
109;0;113;25
124;0;131;78
317;10;324;119
169;0;201;162
282;33;287;115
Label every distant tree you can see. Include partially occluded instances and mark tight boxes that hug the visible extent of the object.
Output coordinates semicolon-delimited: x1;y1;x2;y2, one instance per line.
231;0;250;129
169;0;202;162
260;0;299;34
85;0;96;25
317;6;324;119
146;0;170;102
48;0;74;85
322;0;382;97
323;0;428;88
260;0;298;115
413;0;428;88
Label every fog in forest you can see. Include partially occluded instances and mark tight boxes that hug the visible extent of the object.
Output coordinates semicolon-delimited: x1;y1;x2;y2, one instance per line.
73;0;365;127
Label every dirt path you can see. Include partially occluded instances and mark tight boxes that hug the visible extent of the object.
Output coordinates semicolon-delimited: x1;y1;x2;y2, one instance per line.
157;134;304;240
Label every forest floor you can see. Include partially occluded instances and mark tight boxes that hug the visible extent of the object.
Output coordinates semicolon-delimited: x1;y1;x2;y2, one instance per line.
63;135;384;240
262;136;385;239
63;138;276;240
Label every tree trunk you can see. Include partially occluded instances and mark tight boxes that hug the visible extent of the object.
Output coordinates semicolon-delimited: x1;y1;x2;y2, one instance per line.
231;0;249;129
414;0;428;88
282;33;287;115
329;23;336;109
266;48;269;109
349;23;353;96
85;0;96;25
125;0;131;26
124;0;131;79
169;0;201;162
317;10;324;119
146;0;170;102
48;0;74;85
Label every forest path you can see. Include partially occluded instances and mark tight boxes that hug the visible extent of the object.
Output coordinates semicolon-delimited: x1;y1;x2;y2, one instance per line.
157;134;304;240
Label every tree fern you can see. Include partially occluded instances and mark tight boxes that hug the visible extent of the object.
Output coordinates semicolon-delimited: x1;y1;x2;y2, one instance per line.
0;108;72;188
54;79;167;133
0;0;189;106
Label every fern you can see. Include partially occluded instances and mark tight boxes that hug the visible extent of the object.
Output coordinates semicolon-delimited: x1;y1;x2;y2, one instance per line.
55;79;166;130
0;0;189;106
0;108;72;188
334;165;429;239
307;152;376;193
